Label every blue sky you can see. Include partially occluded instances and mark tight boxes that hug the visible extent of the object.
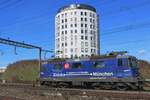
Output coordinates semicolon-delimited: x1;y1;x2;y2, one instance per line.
0;0;150;67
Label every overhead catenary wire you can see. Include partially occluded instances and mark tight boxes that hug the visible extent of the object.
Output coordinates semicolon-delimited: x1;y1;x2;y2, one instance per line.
101;38;150;46
0;1;149;52
102;0;150;16
0;0;23;10
101;20;150;37
0;0;149;31
0;0;11;6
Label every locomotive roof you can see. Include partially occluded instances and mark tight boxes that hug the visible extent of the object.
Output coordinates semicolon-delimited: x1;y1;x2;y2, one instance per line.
46;54;133;63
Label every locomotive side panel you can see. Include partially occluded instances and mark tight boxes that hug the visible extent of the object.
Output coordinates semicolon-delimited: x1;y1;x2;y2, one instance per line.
40;56;143;90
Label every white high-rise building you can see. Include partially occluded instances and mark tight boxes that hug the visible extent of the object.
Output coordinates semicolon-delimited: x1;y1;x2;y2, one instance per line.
55;4;100;58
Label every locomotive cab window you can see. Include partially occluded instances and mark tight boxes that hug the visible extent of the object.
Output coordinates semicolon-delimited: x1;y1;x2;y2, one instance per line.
128;58;138;68
41;66;48;72
93;61;105;68
53;64;62;71
118;59;123;66
71;62;82;69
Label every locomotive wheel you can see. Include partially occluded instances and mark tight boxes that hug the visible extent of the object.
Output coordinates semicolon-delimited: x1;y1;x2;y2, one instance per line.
40;81;45;85
116;83;128;91
93;86;103;90
58;82;69;88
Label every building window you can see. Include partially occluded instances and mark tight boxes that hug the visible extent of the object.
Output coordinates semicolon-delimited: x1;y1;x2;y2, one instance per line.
71;55;73;58
85;30;87;34
93;14;95;18
91;37;93;40
70;24;73;27
90;13;92;17
81;18;83;21
57;44;60;48
61;37;64;41
91;49;93;53
85;42;88;46
62;31;64;35
81;36;84;40
57;26;60;30
81;42;84;47
65;55;68;58
74;11;77;15
81;30;84;34
85;48;88;52
93;49;96;53
62;19;64;23
61;14;64;17
90;30;93;34
93;25;95;29
90;18;92;22
65;19;67;22
62;25;64;29
81;48;84;52
65;36;67;40
75;18;77;22
93;19;95;23
85;12;87;16
85;36;88;40
71;41;73;45
90;24;92;29
81;24;83;27
71;48;73;52
93;31;95;34
75;48;77;52
85;18;87;21
85;24;87;27
71;30;73;33
65;30;67;34
65;25;67;28
65;48;67;53
57;32;60;36
75;30;77;33
62;43;64;47
71;35;73;40
75;24;77;27
75;35;77;40
65;43;67;46
81;12;83;15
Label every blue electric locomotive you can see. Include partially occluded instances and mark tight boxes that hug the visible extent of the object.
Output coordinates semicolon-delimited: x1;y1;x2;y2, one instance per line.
40;53;143;90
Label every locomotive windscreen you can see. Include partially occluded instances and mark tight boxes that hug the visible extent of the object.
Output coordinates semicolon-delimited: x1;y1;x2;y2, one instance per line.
128;57;138;68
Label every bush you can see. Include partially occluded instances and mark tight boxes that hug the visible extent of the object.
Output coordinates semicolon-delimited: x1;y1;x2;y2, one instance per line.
3;60;39;82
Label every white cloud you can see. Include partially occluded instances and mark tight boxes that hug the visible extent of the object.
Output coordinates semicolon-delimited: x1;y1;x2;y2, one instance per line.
138;49;146;55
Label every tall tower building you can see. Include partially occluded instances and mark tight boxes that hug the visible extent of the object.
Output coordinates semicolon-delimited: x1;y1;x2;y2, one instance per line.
55;4;100;58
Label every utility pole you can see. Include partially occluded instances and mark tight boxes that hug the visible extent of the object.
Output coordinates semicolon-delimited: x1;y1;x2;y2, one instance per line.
0;37;50;79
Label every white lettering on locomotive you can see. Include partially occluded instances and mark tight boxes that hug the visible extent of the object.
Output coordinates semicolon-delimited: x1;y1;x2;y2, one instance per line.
92;72;113;76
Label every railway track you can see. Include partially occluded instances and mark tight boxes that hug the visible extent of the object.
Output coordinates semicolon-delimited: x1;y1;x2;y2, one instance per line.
0;83;150;100
0;96;25;100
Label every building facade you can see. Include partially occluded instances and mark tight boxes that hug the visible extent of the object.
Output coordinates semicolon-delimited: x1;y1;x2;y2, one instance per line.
55;4;100;58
